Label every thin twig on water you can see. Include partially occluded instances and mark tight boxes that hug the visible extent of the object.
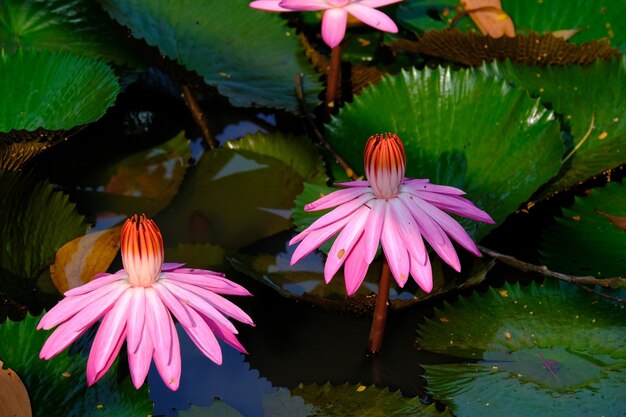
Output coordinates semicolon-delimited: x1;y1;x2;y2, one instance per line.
181;85;218;149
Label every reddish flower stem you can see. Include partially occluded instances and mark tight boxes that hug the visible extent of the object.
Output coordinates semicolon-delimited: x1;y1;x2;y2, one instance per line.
325;45;341;113
368;259;391;354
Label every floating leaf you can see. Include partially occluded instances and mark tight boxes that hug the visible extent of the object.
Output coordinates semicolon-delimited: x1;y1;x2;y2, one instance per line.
0;0;141;65
482;57;626;193
156;132;326;249
50;225;122;294
0;49;119;132
292;382;453;417
540;181;626;279
418;281;626;417
393;30;619;66
326;67;563;241
0;361;31;417
0;171;87;300
0;313;153;417
460;0;515;38
398;0;626;50
100;0;322;111
179;402;245;417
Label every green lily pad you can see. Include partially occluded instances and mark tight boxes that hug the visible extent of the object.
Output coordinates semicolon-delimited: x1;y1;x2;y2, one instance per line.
99;0;322;111
398;0;626;50
292;382;453;417
0;0;141;65
0;313;153;416
156;132;326;250
326;66;563;241
540;181;626;279
0;49;119;132
482;57;626;194
0;171;86;300
417;281;626;417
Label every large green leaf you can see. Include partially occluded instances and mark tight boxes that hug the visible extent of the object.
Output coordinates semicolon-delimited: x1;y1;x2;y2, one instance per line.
0;49;119;132
156;132;326;250
326;67;563;241
292;383;453;417
0;171;86;300
482;57;626;194
0;313;153;416
540;181;626;278
99;0;322;111
398;0;626;50
417;281;626;417
0;0;141;65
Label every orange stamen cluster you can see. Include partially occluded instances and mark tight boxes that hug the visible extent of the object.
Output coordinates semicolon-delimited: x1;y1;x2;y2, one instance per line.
121;214;164;286
364;133;406;199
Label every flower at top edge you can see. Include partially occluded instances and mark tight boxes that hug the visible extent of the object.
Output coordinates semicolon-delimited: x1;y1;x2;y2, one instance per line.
38;214;254;391
289;133;495;295
249;0;403;48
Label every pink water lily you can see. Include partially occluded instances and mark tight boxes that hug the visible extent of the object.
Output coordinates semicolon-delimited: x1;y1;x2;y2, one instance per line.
38;214;253;391
250;0;403;48
290;133;495;295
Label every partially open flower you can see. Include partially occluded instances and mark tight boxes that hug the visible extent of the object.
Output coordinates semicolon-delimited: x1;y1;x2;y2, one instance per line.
249;0;402;48
38;214;254;391
290;133;494;295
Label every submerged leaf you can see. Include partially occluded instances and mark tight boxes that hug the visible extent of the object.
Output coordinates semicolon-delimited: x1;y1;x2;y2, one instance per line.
292;382;453;417
326;67;563;241
100;0;322;111
0;313;153;416
418;281;626;417
540;181;626;279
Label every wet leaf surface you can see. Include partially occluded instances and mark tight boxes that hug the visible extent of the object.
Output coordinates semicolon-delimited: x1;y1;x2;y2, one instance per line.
417;281;626;417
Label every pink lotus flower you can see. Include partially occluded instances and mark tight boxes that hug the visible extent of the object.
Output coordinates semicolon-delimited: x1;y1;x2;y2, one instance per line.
249;0;403;48
290;133;495;295
38;214;253;391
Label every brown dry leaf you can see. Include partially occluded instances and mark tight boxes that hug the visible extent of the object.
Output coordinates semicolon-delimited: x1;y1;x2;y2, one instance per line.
393;30;619;66
552;27;588;41
460;0;515;38
595;209;626;231
50;225;122;293
0;361;32;417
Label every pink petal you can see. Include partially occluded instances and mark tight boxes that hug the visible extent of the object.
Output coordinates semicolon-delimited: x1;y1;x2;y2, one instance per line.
39;280;127;330
63;272;124;297
153;282;196;329
127;320;153;389
412;191;495;224
387;198;428;266
87;326;127;386
335;180;369;187
300;192;374;237
165;271;252;296
412;197;482;257
163;279;254;326
344;4;398;33
362;199;385;264
126;287;146;354
321;8;348;48
40;321;91;360
159;281;239;333
380;203;410;286
397;194;460;272
324;205;370;283
179;307;223;364
343;236;369;295
145;288;175;366
249;0;292;11
290;213;352;265
152;317;181;391
279;0;331;10
162;262;186;271
410;253;433;293
206;319;248;354
305;186;371;211
402;180;466;195
91;290;132;374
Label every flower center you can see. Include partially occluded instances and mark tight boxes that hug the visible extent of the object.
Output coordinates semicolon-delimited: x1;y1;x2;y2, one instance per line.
364;132;406;199
120;214;164;287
